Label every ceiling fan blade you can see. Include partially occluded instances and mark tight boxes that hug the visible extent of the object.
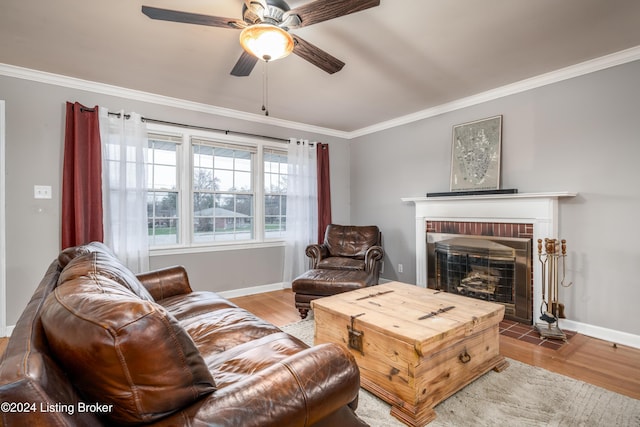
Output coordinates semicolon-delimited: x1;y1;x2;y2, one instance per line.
285;0;380;28
292;34;345;74
230;51;259;76
141;6;246;29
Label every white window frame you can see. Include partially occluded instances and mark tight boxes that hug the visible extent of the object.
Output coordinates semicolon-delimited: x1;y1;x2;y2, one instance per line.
263;147;289;240
147;131;183;248
147;123;287;256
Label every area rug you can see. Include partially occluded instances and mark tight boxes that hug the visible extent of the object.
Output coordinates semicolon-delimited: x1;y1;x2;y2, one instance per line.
281;319;640;426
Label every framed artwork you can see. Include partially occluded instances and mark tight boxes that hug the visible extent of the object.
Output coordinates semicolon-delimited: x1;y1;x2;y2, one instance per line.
450;115;502;192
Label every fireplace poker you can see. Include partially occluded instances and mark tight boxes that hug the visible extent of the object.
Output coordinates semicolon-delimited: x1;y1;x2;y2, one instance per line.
549;239;560;319
560;239;573;288
551;239;572;319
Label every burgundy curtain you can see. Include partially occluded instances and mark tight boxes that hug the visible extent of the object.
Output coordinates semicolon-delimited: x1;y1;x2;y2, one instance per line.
316;143;332;244
61;102;104;249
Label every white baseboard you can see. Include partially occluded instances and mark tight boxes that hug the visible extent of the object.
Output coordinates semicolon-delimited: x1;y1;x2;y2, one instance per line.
559;319;640;350
217;282;288;299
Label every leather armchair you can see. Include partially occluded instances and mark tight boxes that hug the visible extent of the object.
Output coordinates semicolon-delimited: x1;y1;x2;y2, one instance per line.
306;224;384;284
293;225;384;319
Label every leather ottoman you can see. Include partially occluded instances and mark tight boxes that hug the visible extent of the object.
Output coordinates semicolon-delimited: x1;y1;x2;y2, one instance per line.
292;269;371;319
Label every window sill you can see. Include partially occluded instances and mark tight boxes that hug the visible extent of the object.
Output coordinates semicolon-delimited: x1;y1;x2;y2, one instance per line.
150;240;286;257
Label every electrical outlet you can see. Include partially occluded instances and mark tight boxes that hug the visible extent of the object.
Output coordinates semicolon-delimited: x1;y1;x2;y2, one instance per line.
34;185;52;199
398;263;403;273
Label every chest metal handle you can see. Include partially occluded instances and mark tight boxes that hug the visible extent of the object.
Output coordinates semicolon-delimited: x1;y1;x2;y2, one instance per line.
459;349;471;364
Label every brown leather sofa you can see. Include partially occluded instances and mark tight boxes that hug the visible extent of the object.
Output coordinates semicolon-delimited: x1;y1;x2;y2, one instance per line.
0;242;368;427
293;225;384;319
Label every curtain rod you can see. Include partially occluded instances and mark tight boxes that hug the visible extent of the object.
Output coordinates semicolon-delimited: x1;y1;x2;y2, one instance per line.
140;116;290;143
79;107;289;143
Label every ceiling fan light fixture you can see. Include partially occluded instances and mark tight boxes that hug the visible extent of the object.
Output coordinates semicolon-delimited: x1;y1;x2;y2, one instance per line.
239;24;294;62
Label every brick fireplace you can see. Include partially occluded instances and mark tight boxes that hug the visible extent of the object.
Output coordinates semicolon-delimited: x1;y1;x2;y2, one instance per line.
402;192;576;325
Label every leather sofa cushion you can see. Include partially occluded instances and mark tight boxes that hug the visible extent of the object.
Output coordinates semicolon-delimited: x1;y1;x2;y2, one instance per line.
59;250;155;301
58;241;116;268
325;225;379;259
41;275;216;425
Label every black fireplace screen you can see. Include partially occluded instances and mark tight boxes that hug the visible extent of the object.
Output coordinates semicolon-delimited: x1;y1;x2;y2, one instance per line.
435;237;515;304
428;233;532;323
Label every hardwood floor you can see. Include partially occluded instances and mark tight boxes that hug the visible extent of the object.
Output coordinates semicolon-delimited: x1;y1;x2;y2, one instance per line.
230;289;640;401
232;288;302;327
1;289;637;401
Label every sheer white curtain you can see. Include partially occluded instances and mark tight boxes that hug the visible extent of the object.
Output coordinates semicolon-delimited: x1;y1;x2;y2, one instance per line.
99;108;149;273
283;138;317;285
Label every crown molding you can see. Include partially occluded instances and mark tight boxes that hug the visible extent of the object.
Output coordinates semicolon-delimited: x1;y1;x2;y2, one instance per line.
0;63;350;139
349;45;640;139
2;45;639;140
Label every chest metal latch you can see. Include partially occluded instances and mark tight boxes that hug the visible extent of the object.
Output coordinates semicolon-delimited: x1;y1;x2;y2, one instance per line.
347;313;366;355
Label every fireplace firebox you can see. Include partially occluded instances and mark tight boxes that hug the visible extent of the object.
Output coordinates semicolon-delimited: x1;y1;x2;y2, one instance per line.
428;233;532;323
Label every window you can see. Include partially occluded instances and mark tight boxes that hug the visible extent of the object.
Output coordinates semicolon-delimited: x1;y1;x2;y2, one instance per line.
147;133;180;247
264;148;288;239
192;140;256;242
146;126;287;250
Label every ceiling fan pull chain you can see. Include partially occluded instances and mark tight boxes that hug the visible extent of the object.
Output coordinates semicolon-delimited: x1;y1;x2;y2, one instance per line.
262;60;269;116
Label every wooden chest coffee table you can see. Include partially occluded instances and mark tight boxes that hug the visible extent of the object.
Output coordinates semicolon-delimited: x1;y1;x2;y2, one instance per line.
311;281;508;426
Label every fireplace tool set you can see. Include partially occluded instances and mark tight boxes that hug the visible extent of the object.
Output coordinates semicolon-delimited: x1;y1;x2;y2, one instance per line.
535;238;573;340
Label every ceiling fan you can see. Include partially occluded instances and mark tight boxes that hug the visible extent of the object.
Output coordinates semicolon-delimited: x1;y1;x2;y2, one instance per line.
141;0;380;77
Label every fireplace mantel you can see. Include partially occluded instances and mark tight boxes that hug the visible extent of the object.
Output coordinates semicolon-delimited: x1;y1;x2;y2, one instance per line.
402;191;577;204
402;192;577;324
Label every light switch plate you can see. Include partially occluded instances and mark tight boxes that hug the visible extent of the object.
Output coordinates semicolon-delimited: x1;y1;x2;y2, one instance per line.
34;185;52;199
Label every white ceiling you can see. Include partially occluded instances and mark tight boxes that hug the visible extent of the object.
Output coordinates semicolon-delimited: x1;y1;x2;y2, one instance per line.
2;0;640;133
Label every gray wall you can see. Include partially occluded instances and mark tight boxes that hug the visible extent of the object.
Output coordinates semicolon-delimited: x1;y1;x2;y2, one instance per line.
149;247;285;293
350;60;640;336
0;74;350;325
3;59;639;339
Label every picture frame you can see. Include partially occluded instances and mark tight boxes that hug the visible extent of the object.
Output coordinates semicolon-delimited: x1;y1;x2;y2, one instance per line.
450;115;502;192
